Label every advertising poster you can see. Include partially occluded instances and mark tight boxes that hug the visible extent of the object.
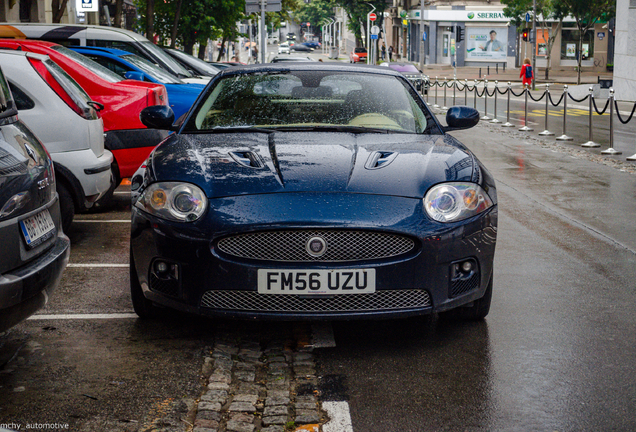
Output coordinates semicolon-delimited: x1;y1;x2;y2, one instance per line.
536;29;549;57
566;43;576;57
466;27;507;60
581;43;589;60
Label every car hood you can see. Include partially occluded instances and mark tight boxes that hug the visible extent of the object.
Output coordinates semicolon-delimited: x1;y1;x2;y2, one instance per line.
150;132;477;199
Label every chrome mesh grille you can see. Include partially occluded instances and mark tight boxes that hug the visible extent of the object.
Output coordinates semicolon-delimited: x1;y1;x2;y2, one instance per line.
200;289;431;313
216;230;415;262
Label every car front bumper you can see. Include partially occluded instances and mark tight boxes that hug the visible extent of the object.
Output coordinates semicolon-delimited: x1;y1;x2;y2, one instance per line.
131;192;497;320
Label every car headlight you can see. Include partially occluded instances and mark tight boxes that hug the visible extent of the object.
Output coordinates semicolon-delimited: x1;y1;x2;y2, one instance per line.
135;182;207;222
424;182;493;223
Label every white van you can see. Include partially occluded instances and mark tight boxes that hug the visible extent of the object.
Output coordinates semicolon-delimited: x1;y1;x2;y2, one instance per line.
0;23;208;84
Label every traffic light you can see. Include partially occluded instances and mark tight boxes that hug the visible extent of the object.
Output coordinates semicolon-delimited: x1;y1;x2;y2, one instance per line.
522;29;529;41
455;25;464;43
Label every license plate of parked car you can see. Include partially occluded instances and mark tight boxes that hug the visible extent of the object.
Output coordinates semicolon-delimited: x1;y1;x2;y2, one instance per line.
19;209;55;248
258;269;376;295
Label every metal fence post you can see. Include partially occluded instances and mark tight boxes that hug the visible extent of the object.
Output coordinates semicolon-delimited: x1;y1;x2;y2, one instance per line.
433;76;439;108
481;80;491;120
601;89;621;155
502;81;514;127
490;80;501;123
473;80;477;109
464;79;468;105
556;85;573;141
538;84;554;136
581;86;599;147
442;77;449;111
452;79;456;106
519;87;533;131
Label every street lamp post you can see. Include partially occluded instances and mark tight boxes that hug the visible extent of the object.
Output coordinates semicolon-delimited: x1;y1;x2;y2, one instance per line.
366;3;376;65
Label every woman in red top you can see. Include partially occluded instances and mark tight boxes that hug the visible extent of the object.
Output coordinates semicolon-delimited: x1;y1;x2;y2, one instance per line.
520;57;533;87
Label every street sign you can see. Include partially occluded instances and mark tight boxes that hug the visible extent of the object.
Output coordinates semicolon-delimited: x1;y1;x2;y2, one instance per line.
371;25;379;35
245;0;281;13
422;31;427;42
369;12;377;21
370;34;378;40
76;0;98;12
525;12;530;22
399;10;407;18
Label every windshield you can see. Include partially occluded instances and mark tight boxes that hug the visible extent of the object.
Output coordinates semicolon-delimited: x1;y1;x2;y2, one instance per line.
354;48;367;53
122;54;183;84
53;45;123;83
187;71;429;134
167;49;220;76
139;41;193;78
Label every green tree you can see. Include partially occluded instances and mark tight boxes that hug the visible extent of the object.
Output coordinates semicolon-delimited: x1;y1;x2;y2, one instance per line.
502;0;568;80
295;0;336;40
336;0;385;47
559;0;615;84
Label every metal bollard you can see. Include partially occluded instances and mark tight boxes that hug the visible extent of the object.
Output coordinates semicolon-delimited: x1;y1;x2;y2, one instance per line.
556;85;573;141
433;77;439;108
426;81;430;105
538;84;555;136
501;81;514;127
490;80;501;123
519;86;533;131
481;80;491;120
479;68;482;79
473;80;478;109
464;79;468;105
496;63;499;74
442;77;449;111
581;86;599;147
602;89;622;155
487;65;490;75
452;79;456;106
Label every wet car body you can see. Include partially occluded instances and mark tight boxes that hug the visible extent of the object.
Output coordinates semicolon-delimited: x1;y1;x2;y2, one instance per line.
130;63;497;321
0;65;70;331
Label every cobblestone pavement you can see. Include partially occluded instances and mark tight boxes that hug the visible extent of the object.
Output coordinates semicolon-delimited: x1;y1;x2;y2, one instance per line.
190;322;326;432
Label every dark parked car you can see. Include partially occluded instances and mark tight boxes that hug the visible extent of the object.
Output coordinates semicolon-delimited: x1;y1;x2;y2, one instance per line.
129;63;496;321
0;64;70;332
383;62;430;94
291;43;313;52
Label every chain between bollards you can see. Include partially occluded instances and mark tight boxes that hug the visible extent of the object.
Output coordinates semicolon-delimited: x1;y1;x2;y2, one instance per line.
601;89;621;155
538;84;554;136
433;76;439;108
442;77;448;111
501;81;514;127
519;86;533;131
481;80;491;120
490;80;501;123
581;86;599;147
556;85;572;141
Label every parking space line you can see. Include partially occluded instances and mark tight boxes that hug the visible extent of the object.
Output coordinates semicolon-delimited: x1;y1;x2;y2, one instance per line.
73;220;130;223
322;401;354;432
67;263;129;268
28;313;138;320
311;322;336;348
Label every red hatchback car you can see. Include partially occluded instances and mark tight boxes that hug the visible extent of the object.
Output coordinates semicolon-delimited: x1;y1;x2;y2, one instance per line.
349;47;367;63
0;39;170;195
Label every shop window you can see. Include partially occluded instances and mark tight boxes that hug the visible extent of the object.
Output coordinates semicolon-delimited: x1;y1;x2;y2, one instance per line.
561;28;594;61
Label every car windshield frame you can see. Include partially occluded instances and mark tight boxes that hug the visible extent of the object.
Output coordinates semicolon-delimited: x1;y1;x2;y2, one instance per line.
183;70;437;135
54;45;124;83
121;54;184;84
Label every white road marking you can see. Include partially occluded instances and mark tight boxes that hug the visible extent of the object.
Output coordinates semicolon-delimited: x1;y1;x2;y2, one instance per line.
73;220;130;223
311;322;336;348
322;401;354;432
28;313;138;320
67;263;129;268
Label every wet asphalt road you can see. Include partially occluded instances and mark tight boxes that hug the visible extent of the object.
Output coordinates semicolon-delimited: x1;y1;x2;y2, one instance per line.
2;118;636;431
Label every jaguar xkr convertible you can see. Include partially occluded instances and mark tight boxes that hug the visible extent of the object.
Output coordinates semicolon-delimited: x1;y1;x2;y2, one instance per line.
130;63;497;321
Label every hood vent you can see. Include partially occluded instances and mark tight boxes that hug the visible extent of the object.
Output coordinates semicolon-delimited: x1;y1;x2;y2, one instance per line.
365;151;398;170
229;151;264;169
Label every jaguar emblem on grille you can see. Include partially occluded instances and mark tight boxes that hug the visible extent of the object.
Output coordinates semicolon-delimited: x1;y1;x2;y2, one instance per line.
306;236;327;257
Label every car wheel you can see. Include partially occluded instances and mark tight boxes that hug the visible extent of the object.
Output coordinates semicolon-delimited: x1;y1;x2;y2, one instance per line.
441;275;492;321
57;182;74;233
130;247;160;319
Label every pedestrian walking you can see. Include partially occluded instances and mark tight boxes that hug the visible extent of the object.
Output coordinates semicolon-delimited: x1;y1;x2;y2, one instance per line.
388;45;393;62
520;57;533;88
252;46;258;63
381;44;386;61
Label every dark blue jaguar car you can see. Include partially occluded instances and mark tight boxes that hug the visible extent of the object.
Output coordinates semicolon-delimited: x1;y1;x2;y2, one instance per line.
129;63;497;321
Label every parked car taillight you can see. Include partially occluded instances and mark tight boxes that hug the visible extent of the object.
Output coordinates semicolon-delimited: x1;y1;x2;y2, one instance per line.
147;87;168;107
28;57;98;121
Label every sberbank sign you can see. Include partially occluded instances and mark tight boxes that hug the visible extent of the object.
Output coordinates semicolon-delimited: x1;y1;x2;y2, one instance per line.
467;12;508;19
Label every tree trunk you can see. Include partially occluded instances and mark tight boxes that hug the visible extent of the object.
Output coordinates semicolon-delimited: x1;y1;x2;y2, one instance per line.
577;23;583;85
114;0;123;27
51;0;69;23
170;0;184;48
184;41;195;55
198;42;207;60
146;0;154;42
216;37;228;61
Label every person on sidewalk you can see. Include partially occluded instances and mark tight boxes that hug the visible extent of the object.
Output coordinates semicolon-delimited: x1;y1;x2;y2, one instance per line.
381;44;386;61
520;57;533;87
388;46;393;62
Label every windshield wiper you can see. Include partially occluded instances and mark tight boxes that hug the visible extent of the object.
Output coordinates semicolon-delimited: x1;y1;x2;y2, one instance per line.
200;126;276;134
269;125;411;134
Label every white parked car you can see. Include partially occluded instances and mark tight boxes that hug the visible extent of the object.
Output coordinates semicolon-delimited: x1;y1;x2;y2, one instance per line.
0;50;113;231
278;42;291;54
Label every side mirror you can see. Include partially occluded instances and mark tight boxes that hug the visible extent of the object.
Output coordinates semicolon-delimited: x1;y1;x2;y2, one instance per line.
140;105;177;131
124;71;145;81
443;106;480;132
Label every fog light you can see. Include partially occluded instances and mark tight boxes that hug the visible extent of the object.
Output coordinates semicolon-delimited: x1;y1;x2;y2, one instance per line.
155;261;169;274
461;261;473;273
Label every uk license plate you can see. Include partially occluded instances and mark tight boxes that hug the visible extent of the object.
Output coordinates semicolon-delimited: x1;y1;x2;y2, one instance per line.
19;209;55;249
257;269;375;295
